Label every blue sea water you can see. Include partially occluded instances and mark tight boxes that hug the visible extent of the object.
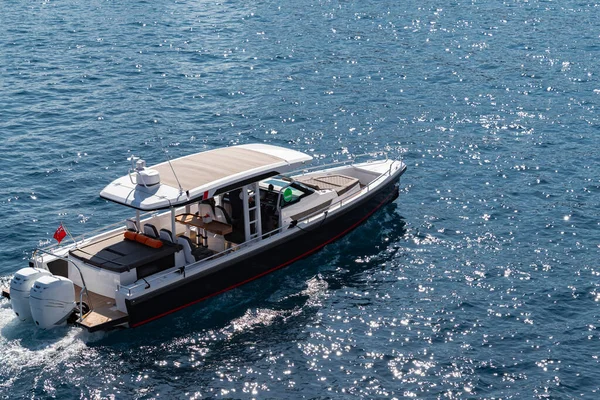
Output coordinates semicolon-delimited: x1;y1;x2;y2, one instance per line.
1;0;600;398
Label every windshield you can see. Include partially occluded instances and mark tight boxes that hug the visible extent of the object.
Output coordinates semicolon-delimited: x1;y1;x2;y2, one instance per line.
261;178;314;207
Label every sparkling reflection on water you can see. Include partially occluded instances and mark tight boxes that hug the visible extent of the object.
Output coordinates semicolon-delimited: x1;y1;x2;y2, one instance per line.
2;0;600;398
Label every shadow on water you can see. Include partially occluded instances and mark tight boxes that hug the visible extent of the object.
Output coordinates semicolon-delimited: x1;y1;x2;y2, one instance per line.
318;203;408;291
92;203;407;348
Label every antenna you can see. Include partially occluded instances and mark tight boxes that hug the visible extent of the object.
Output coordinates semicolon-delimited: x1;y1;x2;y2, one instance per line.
151;118;185;195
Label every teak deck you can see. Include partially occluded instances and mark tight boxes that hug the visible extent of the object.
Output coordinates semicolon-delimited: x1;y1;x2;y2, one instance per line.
75;285;128;332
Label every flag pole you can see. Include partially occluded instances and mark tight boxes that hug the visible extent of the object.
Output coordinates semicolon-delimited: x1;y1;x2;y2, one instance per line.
61;221;77;244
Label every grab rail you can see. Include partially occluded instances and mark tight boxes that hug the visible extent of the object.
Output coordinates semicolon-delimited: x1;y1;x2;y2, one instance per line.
292;151;390;175
118;222;291;296
37;211;158;254
306;158;403;217
37;152;399;256
118;157;405;297
32;248;92;322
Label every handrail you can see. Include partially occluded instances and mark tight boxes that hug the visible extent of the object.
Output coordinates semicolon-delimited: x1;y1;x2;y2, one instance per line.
37;211;158;254
119;158;405;297
26;154;405;306
38;154;399;257
32;248;92;322
120;221;296;295
310;159;402;214
292;151;391;175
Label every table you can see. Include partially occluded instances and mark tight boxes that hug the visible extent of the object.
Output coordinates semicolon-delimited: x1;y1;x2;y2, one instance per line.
175;213;233;246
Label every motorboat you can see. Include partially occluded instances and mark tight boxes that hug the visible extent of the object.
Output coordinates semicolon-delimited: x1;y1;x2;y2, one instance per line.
1;144;406;332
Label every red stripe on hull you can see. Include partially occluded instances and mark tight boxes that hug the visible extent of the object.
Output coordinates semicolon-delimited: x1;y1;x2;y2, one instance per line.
130;185;398;328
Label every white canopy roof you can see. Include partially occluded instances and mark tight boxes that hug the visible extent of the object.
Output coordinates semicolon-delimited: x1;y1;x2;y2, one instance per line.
100;144;313;210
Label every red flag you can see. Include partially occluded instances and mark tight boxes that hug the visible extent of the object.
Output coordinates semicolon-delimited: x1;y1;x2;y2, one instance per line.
53;224;67;244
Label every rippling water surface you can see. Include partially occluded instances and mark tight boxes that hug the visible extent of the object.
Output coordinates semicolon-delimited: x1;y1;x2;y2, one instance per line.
1;0;600;398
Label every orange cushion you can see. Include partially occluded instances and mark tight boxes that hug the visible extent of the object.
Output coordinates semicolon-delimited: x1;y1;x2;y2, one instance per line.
124;230;163;248
136;234;149;245
144;237;163;248
124;231;138;241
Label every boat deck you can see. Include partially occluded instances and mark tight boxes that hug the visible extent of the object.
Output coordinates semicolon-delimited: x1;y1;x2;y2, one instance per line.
296;173;360;195
69;232;179;273
75;285;128;332
1;285;127;331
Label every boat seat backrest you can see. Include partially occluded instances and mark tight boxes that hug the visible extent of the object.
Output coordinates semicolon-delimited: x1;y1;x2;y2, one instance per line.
143;223;159;238
198;203;215;219
125;218;138;232
222;202;232;218
177;236;197;264
159;228;174;243
214;205;232;225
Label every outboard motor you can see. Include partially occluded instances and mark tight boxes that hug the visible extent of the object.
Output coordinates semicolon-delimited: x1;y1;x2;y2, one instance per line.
29;275;76;329
9;267;52;321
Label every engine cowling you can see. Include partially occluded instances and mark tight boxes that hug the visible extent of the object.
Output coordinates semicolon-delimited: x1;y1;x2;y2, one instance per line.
9;267;52;321
30;275;76;329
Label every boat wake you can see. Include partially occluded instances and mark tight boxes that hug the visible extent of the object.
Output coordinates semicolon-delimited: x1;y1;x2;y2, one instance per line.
0;276;105;388
225;275;329;337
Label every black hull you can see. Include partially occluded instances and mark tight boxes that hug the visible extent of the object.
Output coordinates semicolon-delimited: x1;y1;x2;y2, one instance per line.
126;175;402;328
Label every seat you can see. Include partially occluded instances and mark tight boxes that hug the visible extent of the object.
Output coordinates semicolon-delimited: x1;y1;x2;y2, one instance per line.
215;205;243;244
143;223;159;238
197;203;215;219
159;228;174;243
296;174;360;196
214;205;232;224
125;218;138;232
178;235;215;262
177;236;197;264
222;192;246;244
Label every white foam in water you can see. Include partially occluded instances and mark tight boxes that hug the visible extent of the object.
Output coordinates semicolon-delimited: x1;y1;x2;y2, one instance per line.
0;287;105;387
218;276;329;339
302;276;329;307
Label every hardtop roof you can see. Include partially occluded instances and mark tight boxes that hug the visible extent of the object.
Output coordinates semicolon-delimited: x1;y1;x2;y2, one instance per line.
100;144;313;210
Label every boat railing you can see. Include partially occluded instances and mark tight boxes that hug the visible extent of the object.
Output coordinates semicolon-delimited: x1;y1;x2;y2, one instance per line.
119;158;404;297
34;211;158;255
119;223;293;296
303;158;403;221
292;151;390;176
31;248;92;323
